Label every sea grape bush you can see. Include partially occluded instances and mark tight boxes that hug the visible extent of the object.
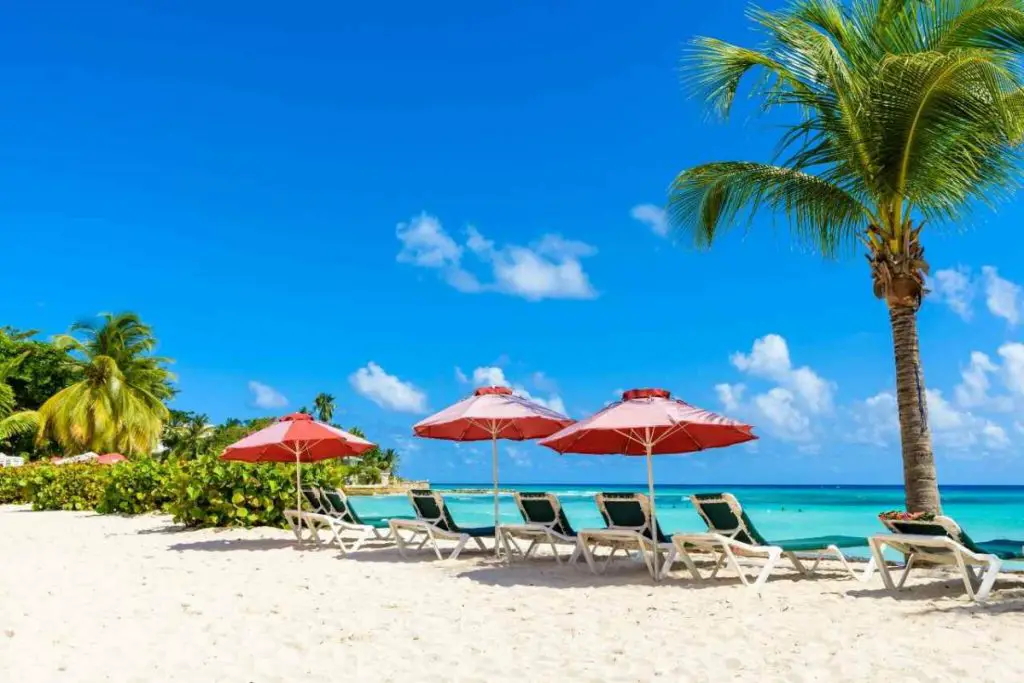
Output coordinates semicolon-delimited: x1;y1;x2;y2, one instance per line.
167;454;350;528
24;464;110;511
0;466;31;504
0;455;351;528
97;457;177;515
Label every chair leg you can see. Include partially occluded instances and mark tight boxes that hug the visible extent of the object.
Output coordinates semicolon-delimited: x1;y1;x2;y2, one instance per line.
449;534;471;561
524;539;539;559
392;525;409;558
568;541;582;566
578;538;597;574
348;528;371;553
784;551;811;576
669;545;703;582
752;547;782;590
974;558;1002;602
826;544;876;582
895;553;916;589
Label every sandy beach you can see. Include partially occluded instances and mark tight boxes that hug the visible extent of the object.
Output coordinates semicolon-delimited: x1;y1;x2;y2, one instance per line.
3;506;1024;682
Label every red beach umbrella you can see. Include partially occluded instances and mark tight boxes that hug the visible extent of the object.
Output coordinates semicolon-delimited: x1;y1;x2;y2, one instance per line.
221;412;376;519
96;453;127;465
538;388;756;574
413;386;574;545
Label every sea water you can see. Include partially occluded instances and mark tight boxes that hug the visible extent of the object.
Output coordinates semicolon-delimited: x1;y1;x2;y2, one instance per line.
352;484;1024;561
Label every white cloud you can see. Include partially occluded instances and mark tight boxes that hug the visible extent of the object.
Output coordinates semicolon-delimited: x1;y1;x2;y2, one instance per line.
715;383;745;412
349;362;428;413
396;213;464;270
954;351;998;408
850;388;1010;452
248;381;288;409
999;342;1024;395
464;365;567;416
847;392;899;447
982;266;1022;325
472;366;509;387
931;267;975;320
754;388;812;442
630;204;669;237
926;389;1009;451
506;445;531;467
454;367;469;384
731;334;833;413
395;213;597;301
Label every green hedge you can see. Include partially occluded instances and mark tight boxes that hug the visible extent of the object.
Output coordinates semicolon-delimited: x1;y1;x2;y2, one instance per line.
23;464;111;511
2;455;352;528
0;466;31;504
167;454;350;528
97;457;178;515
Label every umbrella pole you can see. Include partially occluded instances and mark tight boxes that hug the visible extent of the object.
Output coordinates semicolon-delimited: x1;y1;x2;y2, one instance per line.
296;448;302;538
491;433;500;558
646;442;659;581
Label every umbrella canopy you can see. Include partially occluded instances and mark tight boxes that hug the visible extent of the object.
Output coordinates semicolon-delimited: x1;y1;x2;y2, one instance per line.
413;386;573;553
413;386;572;441
539;388;756;455
221;412;375;463
96;453;127;465
539;388;756;578
221;413;376;523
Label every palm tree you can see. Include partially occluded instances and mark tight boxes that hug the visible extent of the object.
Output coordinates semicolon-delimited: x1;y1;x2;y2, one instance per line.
313;392;335;424
669;0;1024;513
0;351;39;445
37;313;174;455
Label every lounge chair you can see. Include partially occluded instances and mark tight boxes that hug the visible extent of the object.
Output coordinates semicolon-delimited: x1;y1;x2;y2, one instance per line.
666;493;875;589
389;489;496;560
317;488;411;553
576;492;677;578
283;487;332;544
499;492;582;564
869;513;1024;602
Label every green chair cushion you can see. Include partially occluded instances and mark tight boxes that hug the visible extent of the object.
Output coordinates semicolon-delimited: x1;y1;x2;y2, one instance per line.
519;494;576;536
462;526;496;537
974;539;1024;560
768;534;867;552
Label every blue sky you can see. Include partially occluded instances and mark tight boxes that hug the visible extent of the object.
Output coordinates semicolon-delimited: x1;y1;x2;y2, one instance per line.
2;1;1024;485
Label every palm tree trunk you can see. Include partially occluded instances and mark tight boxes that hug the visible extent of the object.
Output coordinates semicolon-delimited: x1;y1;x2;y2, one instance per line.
888;304;941;514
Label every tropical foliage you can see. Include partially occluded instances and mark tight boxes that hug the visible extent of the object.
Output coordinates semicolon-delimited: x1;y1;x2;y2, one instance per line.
36;313;174;455
670;0;1024;513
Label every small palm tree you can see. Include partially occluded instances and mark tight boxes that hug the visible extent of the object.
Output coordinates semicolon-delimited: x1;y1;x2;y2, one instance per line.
313;392;335;424
0;351;39;444
170;413;214;459
38;313;174;455
670;0;1024;513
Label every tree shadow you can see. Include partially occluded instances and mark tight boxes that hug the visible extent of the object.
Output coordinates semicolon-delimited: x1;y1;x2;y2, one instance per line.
846;577;1024;604
168;538;309;553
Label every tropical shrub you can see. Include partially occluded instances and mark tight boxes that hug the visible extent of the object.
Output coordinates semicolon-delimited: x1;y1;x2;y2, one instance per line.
0;466;31;504
97;457;177;515
167;454;351;528
23;464;111;511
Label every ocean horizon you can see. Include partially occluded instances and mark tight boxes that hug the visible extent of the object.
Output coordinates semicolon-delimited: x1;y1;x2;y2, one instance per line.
353;483;1024;561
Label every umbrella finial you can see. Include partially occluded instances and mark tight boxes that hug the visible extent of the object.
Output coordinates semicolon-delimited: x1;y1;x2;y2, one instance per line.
279;412;314;422
622;388;671;401
474;386;513;396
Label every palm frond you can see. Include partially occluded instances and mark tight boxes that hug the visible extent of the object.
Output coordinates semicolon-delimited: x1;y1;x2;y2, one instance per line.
0;410;39;443
668;162;872;256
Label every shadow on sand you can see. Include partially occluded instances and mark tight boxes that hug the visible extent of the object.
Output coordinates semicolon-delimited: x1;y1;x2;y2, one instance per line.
168;538;305;553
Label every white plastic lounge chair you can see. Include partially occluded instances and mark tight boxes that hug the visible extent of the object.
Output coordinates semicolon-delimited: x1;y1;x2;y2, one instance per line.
869;514;1024;602
499;492;582;564
576;492;677;578
389;489;496;560
283;487;332;544
318;488;412;553
666;493;876;589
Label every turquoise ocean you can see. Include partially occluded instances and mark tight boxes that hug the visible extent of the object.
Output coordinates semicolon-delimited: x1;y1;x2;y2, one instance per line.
353;484;1024;561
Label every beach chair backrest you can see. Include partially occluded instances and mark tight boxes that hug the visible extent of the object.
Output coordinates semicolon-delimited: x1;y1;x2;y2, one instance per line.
690;493;769;547
302;487;326;513
596;492;669;543
515;492;574;536
409;489;457;532
322;489;364;525
880;515;984;554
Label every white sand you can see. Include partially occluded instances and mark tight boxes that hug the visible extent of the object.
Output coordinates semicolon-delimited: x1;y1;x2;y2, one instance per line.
3;506;1024;682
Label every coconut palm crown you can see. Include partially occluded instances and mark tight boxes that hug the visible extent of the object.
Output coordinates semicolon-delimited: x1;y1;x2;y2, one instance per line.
670;0;1024;513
